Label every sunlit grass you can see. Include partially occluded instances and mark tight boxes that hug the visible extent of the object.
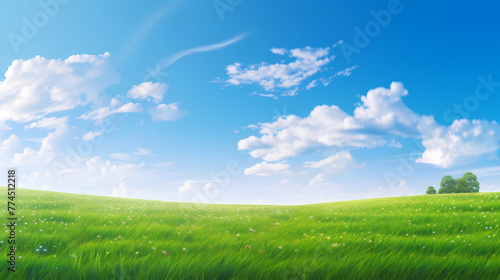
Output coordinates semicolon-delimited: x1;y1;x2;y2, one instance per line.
0;188;499;279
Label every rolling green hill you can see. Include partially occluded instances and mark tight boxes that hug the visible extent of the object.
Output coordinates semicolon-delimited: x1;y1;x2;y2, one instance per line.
1;187;499;279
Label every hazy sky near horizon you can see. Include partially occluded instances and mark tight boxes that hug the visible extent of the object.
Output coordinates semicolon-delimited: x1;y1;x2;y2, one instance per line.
0;0;499;204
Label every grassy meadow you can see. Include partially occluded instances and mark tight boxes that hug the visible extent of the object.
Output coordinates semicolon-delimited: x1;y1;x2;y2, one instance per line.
1;187;499;279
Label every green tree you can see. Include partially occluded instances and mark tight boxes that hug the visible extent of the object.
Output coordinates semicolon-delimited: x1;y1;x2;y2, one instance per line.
455;177;471;193
462;171;480;192
438;175;456;194
426;186;436;194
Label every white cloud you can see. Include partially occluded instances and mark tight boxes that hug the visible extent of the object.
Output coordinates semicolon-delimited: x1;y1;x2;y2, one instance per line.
110;96;123;107
178;180;197;193
335;65;358;77
388;139;403;148
2;132;167;200
239;82;500;167
244;161;290;176
332;40;343;48
11;115;75;166
80;102;143;120
351;82;436;137
36;156;150;197
127;82;167;103
148;103;185;122
319;76;334;87
133;147;154;156
0;53;118;122
308;174;339;188
238;104;381;161
82;130;104;141
417;119;500;168
270;48;286;55
306;80;318;90
0;123;12;131
112;182;129;197
0;135;20;156
151;34;247;74
225;47;331;96
12;122;74;166
25;117;69;131
176;180;215;203
251;92;278;99
304;151;361;173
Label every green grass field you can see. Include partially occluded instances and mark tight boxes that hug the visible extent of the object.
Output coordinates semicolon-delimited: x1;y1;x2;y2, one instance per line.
1;187;499;280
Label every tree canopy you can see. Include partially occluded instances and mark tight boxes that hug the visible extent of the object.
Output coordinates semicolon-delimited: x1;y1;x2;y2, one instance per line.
438;175;457;194
462;172;480;192
426;186;436;194
435;172;479;194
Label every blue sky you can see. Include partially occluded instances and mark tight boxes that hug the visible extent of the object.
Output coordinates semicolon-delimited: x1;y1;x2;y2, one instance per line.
0;0;499;204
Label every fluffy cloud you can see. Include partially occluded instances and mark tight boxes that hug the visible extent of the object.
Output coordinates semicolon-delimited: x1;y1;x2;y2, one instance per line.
224;47;332;96
239;82;500;168
0;53;118;122
3;137;176;199
308;174;339;188
110;97;122;107
80;102;143;120
12;123;73;166
353;82;436;137
148;103;185;122
175;180;220;203
37;156;150;197
0;135;20;156
127;82;167;103
178;180;212;194
244;161;290;176
304;151;361;173
237;104;382;161
11;115;73;166
418;119;500;167
270;48;286;55
112;182;130;197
